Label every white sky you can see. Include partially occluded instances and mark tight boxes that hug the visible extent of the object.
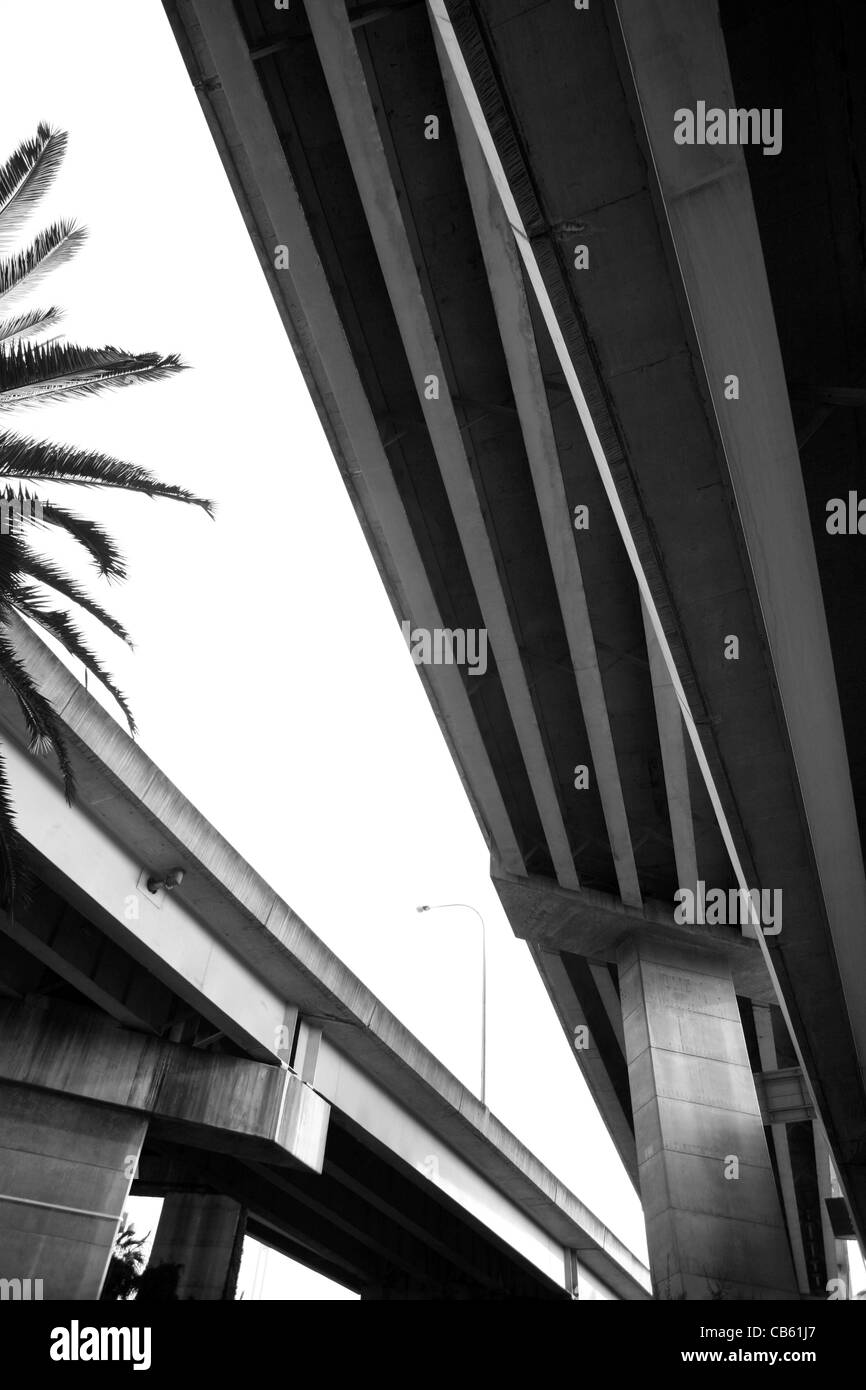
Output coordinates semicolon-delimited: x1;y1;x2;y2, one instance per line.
30;0;861;1301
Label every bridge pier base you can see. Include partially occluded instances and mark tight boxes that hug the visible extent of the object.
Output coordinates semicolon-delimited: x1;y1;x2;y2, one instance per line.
0;1079;146;1300
148;1193;246;1300
617;936;799;1300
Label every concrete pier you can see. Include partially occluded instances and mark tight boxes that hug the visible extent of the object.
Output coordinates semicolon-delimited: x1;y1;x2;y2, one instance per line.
0;1081;145;1300
617;937;798;1299
148;1194;246;1300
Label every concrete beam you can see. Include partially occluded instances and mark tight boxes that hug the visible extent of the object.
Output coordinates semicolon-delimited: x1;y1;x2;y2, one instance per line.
640;597;698;903
814;1126;847;1290
588;961;626;1053
754;1067;816;1128
752;1004;810;1293
1;893;175;1034
493;867;774;1004
435;18;641;907
614;0;866;1107
0;998;330;1172
304;0;579;890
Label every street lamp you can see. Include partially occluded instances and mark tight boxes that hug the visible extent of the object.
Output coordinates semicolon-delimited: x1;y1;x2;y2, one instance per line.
416;902;487;1105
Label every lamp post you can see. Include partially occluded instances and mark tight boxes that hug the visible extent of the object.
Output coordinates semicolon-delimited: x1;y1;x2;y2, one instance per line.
416;902;487;1105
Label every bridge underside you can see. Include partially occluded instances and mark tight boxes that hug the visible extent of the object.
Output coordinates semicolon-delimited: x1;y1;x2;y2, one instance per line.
162;0;866;1296
0;890;570;1300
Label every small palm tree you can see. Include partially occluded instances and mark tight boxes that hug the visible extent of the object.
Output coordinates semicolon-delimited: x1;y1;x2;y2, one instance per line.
0;124;212;902
101;1214;147;1300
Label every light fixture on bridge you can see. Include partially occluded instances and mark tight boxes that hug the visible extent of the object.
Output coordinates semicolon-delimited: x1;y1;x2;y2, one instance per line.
145;867;185;894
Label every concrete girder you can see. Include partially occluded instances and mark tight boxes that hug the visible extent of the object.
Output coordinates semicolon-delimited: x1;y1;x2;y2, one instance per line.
613;0;866;1063
754;1067;816;1128
494;867;773;1004
186;1141;567;1299
1;890;176;1034
427;0;866;1247
752;1004;810;1293
0;997;330;1171
314;1031;564;1287
304;0;580;889
612;0;866;1230
588;961;626;1053
246;1155;486;1294
640;597;699;907
245;1209;370;1291
814;1126;848;1291
434;16;641;907
322;1150;533;1296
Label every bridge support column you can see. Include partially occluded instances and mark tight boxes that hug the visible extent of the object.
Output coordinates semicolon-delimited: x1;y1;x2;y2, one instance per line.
617;937;798;1299
149;1193;246;1300
0;1079;146;1300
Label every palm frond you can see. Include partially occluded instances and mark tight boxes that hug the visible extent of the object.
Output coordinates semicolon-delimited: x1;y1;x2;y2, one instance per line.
0;742;28;908
0;124;67;254
1;487;126;578
12;543;131;643
0;342;186;410
14;586;135;732
0;431;213;511
0;306;63;345
0;221;87;314
0;626;75;802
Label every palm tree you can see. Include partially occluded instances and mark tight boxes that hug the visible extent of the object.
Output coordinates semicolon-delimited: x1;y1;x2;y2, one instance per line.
0;123;212;903
101;1214;147;1301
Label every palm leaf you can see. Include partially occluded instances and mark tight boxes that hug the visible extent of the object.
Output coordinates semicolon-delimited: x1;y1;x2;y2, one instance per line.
0;342;186;410
11;542;131;643
0;431;212;509
14;587;135;732
0;626;75;802
0;742;28;908
31;502;126;578
0;487;125;578
0;221;87;314
0;124;67;254
0;306;63;345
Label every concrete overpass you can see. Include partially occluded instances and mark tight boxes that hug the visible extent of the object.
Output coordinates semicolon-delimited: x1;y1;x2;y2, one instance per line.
161;0;866;1298
0;619;649;1301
